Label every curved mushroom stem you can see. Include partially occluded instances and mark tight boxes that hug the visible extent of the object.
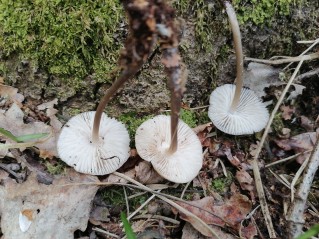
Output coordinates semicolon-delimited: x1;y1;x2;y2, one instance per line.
162;47;185;154
223;1;244;112
92;67;141;144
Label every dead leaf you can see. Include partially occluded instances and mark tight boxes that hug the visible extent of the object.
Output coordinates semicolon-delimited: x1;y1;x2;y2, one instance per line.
280;105;295;120
287;84;306;101
244;63;305;100
174;194;252;233
244;62;281;98
182;222;236;239
235;170;255;202
0;84;25;107
37;99;58;111
135;161;164;184
0;103;61;158
0;170;99;239
240;221;258;239
300;116;314;131
275;130;319;164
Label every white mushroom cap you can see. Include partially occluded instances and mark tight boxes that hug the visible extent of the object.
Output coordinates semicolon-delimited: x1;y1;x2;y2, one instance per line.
57;111;130;175
135;115;203;183
208;84;269;135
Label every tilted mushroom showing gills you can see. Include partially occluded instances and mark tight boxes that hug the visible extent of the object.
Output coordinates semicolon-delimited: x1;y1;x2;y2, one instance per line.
208;1;269;135
208;84;269;135
135;115;203;184
57;111;130;175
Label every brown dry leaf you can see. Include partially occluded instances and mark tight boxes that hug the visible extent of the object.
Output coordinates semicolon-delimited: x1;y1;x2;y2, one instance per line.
0;170;99;239
175;194;252;232
275;129;319;164
182;222;235;239
235;170;255;202
0;103;61;158
0;84;25;107
300;115;314;131
240;221;258;239
280;105;295;120
135;161;164;184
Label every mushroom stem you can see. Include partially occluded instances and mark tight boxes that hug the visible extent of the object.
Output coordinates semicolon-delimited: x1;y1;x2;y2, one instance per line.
92;67;141;144
162;48;185;154
168;88;182;153
223;1;244;112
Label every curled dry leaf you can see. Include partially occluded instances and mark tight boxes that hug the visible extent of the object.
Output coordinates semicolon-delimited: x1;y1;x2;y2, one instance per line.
135;161;164;184
0;170;99;239
275;129;319;164
174;194;253;236
235;170;255;202
280;105;295;120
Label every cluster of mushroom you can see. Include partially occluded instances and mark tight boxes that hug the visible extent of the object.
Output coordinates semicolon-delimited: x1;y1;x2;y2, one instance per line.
56;0;269;184
57;0;203;184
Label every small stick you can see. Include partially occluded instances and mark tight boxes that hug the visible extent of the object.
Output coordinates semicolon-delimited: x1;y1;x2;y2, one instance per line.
245;52;319;65
265;151;311;168
93;227;120;238
132;214;180;224
123;186;130;217
287;136;319;238
127;192;158;221
252;60;304;238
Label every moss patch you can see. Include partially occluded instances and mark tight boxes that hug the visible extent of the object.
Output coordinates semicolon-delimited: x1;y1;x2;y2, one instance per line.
118;112;154;147
0;0;123;90
233;0;296;25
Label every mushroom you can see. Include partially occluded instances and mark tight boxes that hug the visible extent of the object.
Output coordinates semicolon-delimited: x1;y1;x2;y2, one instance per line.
57;111;130;175
135;115;202;183
208;1;269;135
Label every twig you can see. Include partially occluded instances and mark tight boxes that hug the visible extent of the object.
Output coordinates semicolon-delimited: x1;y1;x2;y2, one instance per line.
295;67;319;83
132;214;180;224
112;172;221;239
287;136;319;238
245;52;318;65
123;186;130;216
265;151;311;168
180;181;191;199
297;39;318;44
251;60;304;238
127;192;158;221
92;227;120;238
0;163;23;180
290;155;310;202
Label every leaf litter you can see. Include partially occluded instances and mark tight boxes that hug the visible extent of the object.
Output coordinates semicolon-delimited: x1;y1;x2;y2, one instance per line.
0;3;318;239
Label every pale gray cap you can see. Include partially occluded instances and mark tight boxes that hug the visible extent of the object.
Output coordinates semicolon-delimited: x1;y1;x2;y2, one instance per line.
135;115;203;183
208;84;269;135
57;111;130;175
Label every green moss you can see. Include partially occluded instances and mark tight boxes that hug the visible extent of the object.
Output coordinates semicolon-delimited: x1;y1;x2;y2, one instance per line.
233;0;296;25
118;112;154;147
211;172;233;193
180;109;198;128
0;0;123;90
45;161;67;175
102;188;126;206
272;112;284;132
173;0;223;52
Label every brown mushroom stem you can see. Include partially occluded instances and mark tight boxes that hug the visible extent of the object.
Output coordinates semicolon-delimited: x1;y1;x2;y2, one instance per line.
162;47;185;154
92;67;141;144
223;1;244;112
